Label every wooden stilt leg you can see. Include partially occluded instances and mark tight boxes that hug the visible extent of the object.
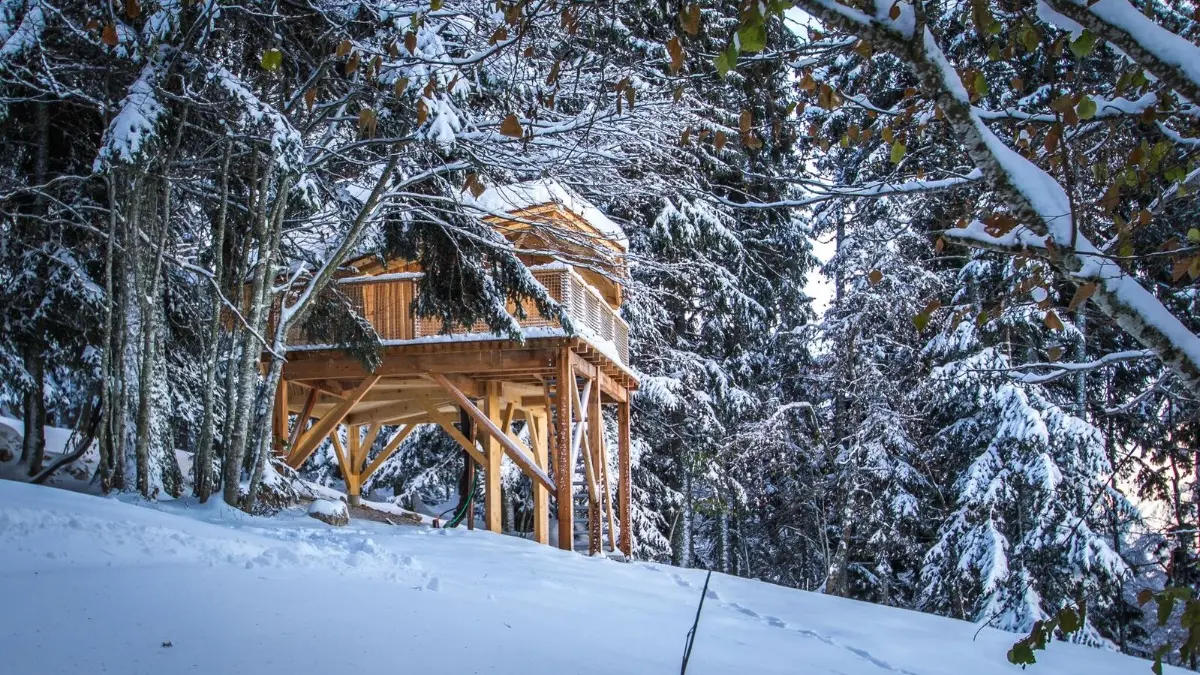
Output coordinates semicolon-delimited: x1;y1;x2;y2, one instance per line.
329;428;349;496
600;413;618;553
483;382;503;533
360;424;414;481
466;414;476;531
617;400;633;557
346;424;362;506
528;412;550;545
555;349;574;551
587;377;603;555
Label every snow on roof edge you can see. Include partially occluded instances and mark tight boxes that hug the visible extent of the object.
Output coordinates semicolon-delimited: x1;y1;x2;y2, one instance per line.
464;178;629;251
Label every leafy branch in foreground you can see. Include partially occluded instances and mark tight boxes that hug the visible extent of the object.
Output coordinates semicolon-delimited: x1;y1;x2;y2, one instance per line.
1136;587;1200;674
1007;600;1085;667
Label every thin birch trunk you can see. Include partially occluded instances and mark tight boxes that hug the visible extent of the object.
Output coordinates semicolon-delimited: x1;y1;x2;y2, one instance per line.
95;175;119;491
223;156;280;506
194;140;231;502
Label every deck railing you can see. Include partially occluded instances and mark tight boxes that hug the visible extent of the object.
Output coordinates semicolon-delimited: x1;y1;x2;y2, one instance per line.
286;266;629;364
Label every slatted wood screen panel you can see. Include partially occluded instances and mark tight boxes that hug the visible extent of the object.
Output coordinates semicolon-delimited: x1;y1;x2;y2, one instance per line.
284;267;630;364
414;268;569;338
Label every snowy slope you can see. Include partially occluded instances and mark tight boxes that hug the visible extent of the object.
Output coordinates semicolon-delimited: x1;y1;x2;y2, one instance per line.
0;480;1173;675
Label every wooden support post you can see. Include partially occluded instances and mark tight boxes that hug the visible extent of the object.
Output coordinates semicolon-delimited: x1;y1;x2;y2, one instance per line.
288;388;319;453
273;379;289;457
466;411;476;531
346;424;362;505
600;418;618;553
287;375;381;468
555;349;574;551
587;376;603;555
527;413;550;545
329;429;350;495
617;399;633;558
483;382;503;534
542;379;556;459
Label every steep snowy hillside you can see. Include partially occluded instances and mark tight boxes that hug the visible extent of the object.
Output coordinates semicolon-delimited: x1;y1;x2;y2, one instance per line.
0;481;1173;675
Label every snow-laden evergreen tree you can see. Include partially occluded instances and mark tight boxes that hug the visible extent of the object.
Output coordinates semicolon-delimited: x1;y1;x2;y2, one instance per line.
597;0;814;569
917;338;1130;640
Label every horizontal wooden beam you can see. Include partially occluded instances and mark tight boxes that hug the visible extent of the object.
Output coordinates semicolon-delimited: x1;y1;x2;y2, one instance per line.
291;379;349;399
283;348;558;381
345;398;452;426
425;373;556;492
568;350;597;379
520;395;549;408
596;369;627;404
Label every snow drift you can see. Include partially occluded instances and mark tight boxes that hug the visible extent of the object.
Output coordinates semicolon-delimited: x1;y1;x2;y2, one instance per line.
0;480;1178;675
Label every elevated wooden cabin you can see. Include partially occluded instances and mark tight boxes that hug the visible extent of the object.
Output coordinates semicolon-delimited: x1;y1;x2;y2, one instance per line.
272;180;636;556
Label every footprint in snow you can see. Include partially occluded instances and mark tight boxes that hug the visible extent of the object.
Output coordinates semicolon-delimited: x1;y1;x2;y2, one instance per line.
425;576;441;592
730;603;760;619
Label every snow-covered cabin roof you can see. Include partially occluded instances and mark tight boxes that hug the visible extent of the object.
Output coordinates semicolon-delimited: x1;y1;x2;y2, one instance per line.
466;179;629;251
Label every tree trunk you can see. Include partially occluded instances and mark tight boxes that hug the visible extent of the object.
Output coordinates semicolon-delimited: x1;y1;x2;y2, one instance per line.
21;101;49;478
222;158;278;507
21;347;46;477
130;179;161;498
243;356;285;508
194;141;231;502
95;175;119;491
673;453;693;569
826;489;856;598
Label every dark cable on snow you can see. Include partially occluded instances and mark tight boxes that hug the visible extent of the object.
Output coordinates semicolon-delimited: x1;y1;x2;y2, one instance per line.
680;570;712;675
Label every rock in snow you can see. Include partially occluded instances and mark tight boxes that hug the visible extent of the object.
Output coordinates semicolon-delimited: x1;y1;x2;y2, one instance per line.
307;498;349;526
0;424;18;463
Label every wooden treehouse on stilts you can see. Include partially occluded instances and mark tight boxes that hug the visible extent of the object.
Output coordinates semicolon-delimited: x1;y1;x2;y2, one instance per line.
270;180;636;557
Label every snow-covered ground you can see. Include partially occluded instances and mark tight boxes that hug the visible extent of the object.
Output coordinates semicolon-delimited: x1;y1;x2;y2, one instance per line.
0;480;1175;675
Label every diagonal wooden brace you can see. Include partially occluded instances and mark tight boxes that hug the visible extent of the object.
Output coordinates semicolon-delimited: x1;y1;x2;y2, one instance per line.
421;399;487;467
287;375;381;469
425;373;556;492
